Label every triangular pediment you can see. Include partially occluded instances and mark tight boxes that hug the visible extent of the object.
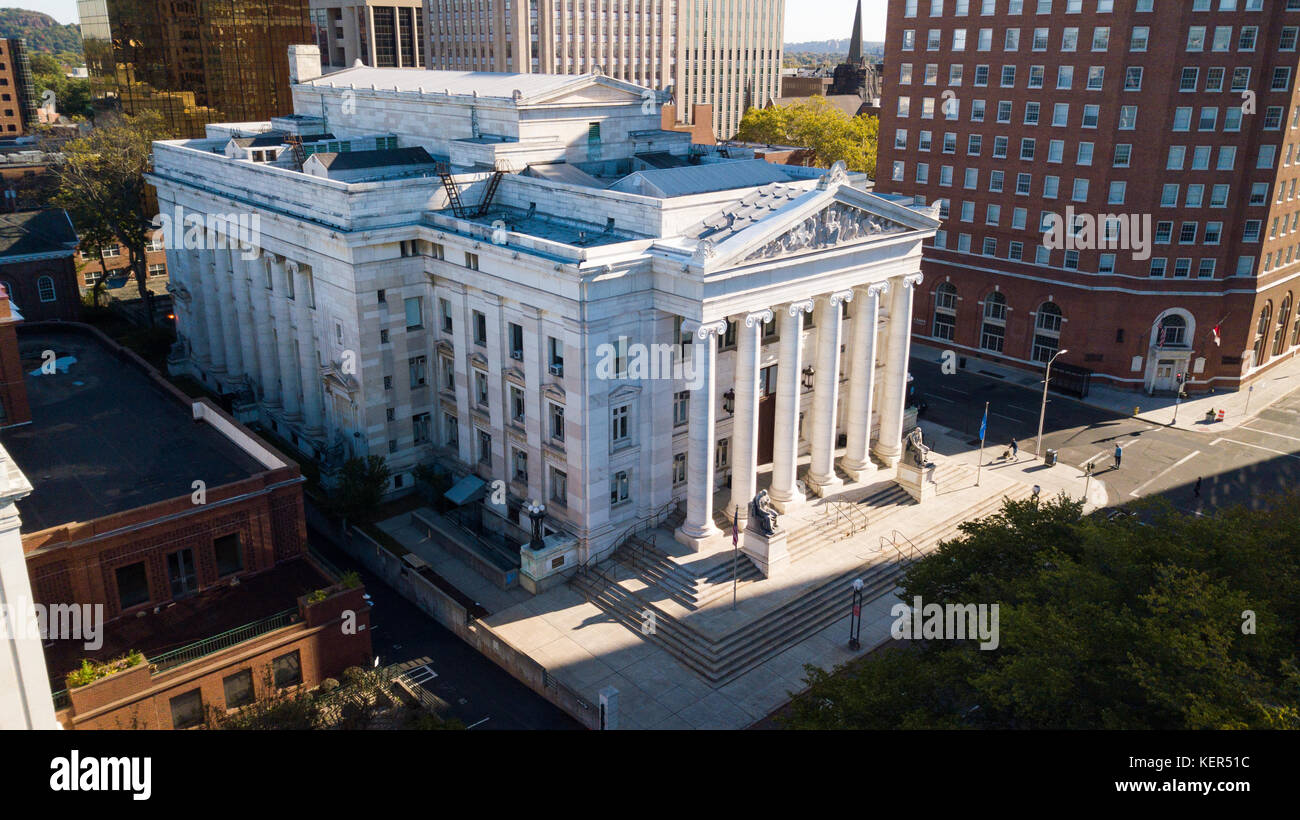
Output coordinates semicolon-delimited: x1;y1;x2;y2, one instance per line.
740;201;912;263
527;76;653;107
683;179;940;270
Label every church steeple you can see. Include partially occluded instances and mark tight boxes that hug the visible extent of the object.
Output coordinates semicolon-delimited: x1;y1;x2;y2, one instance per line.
847;0;864;65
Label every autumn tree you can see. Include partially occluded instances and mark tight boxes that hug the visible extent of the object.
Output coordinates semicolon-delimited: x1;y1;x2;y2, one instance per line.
735;96;879;177
49;111;168;324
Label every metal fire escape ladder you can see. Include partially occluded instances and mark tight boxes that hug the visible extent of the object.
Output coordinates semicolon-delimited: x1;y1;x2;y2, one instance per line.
474;170;505;218
437;163;468;218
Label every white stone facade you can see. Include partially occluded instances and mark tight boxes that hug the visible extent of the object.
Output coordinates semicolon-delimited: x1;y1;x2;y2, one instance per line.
149;65;937;565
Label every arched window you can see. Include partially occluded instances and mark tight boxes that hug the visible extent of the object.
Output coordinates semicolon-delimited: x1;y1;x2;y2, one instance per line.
1157;314;1187;348
1253;303;1273;365
1273;294;1292;357
36;276;55;303
980;292;1007;353
1032;302;1063;363
1291;302;1300;348
933;283;957;341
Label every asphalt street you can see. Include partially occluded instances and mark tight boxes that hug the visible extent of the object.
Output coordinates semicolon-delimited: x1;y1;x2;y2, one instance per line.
910;356;1300;516
306;514;581;730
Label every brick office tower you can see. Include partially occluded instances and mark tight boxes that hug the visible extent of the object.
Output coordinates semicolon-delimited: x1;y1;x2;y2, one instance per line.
876;0;1300;395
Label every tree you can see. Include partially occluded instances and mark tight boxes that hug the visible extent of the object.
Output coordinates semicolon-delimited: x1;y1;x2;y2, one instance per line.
30;52;92;119
781;494;1300;730
735;96;879;177
333;455;391;524
48;111;168;325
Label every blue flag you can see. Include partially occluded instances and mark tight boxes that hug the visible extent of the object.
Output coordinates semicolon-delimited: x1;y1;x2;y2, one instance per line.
979;407;988;441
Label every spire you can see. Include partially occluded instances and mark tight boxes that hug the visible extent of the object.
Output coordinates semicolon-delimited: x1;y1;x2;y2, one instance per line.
847;0;864;65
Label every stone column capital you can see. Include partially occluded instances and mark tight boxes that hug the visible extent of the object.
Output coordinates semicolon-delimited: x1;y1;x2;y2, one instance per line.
284;258;299;276
743;308;773;328
863;281;890;298
829;289;855;306
786;298;815;317
692;319;729;340
901;272;924;288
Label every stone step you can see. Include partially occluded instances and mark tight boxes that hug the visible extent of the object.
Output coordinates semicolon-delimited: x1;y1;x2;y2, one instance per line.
569;485;1032;686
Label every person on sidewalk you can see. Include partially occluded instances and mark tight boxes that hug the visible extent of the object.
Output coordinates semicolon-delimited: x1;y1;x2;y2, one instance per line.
1113;443;1123;469
1010;438;1019;461
1194;476;1203;499
1031;484;1041;503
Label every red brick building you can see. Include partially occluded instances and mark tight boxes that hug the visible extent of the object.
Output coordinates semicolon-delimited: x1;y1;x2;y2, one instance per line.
0;210;81;322
876;0;1300;394
0;323;370;728
0;285;28;427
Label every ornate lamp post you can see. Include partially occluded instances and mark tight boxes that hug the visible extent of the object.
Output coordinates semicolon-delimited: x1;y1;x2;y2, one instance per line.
525;499;547;550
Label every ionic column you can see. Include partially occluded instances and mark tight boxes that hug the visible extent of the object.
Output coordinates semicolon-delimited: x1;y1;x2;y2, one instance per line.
229;251;259;390
806;290;853;497
769;299;814;513
213;247;245;381
728;308;771;522
172;248;209;365
251;256;282;407
675;319;727;550
842;281;888;481
199;248;227;374
874;273;923;467
293;262;325;435
269;256;302;419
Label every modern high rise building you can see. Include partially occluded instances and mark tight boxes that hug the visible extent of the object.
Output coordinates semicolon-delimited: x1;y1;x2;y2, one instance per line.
422;0;784;139
77;0;313;138
876;0;1300;395
309;0;428;71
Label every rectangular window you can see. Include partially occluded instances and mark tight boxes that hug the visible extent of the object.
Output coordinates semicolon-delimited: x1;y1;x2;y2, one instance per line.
170;689;204;729
273;650;302;688
214;534;242;577
223;670;254;709
404;297;423;330
116;562;149;610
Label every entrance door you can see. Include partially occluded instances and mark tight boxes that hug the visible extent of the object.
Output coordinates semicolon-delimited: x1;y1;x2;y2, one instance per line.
1153;360;1177;392
167;548;197;599
757;365;777;465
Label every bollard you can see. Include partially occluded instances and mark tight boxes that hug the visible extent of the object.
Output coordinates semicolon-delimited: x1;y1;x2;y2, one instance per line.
1133;405;1140;416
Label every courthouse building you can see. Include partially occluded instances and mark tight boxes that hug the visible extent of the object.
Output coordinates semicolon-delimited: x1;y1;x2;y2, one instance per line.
149;46;937;566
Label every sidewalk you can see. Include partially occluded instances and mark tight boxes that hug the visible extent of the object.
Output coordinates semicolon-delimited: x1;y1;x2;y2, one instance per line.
921;420;1110;511
912;341;1300;433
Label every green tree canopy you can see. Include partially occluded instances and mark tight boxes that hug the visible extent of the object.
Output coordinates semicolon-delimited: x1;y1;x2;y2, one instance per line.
735;97;879;177
782;494;1300;730
49;110;168;323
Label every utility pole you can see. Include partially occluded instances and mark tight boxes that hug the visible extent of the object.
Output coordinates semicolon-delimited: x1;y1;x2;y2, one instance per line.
1036;349;1069;459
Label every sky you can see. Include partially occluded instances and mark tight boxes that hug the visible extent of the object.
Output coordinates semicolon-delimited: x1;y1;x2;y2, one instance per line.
14;0;877;43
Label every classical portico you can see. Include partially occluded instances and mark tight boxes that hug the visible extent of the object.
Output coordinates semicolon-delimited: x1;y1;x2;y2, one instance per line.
671;173;939;556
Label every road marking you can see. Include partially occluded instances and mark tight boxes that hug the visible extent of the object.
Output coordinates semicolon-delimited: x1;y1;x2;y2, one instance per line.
466;717;490;729
1129;450;1201;497
992;412;1020;422
405;664;438;685
1007;404;1036;413
1241;424;1300;444
927;394;955;403
933;385;971;397
1212;438;1300;459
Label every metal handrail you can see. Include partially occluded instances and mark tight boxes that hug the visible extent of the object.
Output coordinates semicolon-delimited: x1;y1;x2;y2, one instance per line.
585;497;680;569
148;608;299;673
879;529;922;563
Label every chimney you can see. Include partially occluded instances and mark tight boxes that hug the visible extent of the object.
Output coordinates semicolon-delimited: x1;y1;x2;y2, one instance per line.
288;44;322;85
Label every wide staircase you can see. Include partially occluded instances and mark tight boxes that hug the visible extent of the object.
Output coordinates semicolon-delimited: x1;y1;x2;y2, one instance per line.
612;533;763;611
570;480;1034;687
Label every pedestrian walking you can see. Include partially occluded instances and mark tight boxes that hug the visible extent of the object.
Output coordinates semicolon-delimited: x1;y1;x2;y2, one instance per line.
1031;484;1041;503
1010;438;1019;461
1113;443;1123;469
1193;476;1203;498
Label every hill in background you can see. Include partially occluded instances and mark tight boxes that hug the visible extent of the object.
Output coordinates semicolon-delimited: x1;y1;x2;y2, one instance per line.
0;8;82;55
784;39;885;56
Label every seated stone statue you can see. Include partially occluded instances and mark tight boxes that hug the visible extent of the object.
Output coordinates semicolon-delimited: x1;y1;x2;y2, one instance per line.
906;426;930;468
750;489;779;536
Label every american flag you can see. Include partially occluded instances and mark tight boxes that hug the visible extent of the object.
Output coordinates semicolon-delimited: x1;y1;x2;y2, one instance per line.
1156;324;1166;349
1212;324;1222;346
732;507;739;546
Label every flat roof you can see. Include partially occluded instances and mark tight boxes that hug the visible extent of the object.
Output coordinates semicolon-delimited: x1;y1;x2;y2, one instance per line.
0;328;264;532
300;68;618;101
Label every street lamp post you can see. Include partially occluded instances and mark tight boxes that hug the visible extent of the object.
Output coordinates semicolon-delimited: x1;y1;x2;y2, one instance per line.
1035;349;1069;460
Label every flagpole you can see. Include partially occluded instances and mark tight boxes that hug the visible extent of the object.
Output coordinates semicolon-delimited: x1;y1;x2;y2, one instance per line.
976;402;989;486
732;506;739;611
